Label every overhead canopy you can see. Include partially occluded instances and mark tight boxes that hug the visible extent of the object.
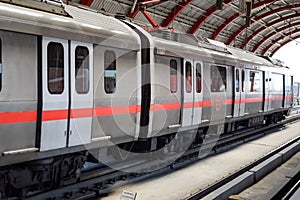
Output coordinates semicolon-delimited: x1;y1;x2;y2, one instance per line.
76;0;300;57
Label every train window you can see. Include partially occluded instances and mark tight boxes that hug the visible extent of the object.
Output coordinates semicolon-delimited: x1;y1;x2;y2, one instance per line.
235;69;239;92
211;65;226;92
196;63;202;93
47;42;64;94
249;71;262;92
104;50;116;94
242;70;245;92
170;59;177;93
285;75;293;92
75;46;89;94
272;73;283;92
0;39;2;92
185;62;192;93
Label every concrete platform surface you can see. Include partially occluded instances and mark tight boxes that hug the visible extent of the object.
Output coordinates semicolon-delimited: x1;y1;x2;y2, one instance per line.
235;151;300;200
101;121;300;200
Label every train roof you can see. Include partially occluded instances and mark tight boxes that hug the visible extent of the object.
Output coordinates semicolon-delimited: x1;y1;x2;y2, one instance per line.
150;30;230;55
226;46;273;66
0;1;140;50
149;29;286;68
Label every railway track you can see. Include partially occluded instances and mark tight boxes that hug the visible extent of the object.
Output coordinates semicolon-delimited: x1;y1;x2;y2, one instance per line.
281;180;300;200
24;114;300;200
186;116;300;200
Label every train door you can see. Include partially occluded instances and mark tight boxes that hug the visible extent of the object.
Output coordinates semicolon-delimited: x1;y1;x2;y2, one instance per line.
192;62;203;125
264;71;272;111
233;68;245;117
40;37;69;151
182;59;194;127
210;64;227;123
69;41;93;146
284;75;293;108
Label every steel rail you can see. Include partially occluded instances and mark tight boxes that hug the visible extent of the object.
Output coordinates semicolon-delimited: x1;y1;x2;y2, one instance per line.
185;119;300;199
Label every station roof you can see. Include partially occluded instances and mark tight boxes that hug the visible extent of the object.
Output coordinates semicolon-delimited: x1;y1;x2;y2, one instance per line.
75;0;300;57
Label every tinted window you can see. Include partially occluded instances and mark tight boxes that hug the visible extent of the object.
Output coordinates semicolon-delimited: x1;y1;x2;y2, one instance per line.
186;62;192;93
242;69;245;92
48;42;64;94
211;65;226;92
170;59;177;93
235;69;239;92
249;71;262;92
196;63;202;93
75;46;89;94
104;50;116;94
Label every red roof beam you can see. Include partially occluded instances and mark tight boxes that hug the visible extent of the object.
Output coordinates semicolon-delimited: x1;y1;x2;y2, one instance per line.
141;9;159;27
226;12;300;46
128;0;145;19
261;29;300;55
211;0;276;40
211;13;238;39
246;13;300;52
80;0;94;6
161;0;194;27
240;3;300;49
270;35;300;56
127;0;162;19
188;0;234;34
252;21;300;53
140;0;161;5
128;7;140;18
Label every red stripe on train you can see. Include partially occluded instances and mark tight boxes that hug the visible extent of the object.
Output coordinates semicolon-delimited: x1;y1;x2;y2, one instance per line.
42;110;68;121
0;95;293;124
0;110;37;124
94;105;139;116
151;102;181;111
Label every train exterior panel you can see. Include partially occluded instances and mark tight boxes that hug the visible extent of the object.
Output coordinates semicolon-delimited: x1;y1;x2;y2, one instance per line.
0;30;38;154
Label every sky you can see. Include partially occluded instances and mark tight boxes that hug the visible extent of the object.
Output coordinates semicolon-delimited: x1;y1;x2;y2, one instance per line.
273;39;300;82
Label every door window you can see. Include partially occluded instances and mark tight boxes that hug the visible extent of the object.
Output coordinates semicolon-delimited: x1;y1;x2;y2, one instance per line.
75;46;89;94
196;63;202;93
170;59;177;93
211;65;226;92
235;69;239;92
242;69;245;92
47;42;64;94
185;62;192;93
0;38;2;92
104;50;116;94
249;71;262;92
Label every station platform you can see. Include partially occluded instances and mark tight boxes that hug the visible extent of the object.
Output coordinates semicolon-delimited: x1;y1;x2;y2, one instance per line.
102;121;300;200
232;150;300;199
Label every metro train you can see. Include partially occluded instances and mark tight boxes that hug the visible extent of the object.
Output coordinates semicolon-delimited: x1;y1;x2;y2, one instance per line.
0;1;294;198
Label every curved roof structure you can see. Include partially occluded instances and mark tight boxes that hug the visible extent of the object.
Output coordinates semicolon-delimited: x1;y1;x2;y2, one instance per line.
77;0;300;57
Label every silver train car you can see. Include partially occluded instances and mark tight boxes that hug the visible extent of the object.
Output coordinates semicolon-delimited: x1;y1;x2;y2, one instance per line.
0;1;294;198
